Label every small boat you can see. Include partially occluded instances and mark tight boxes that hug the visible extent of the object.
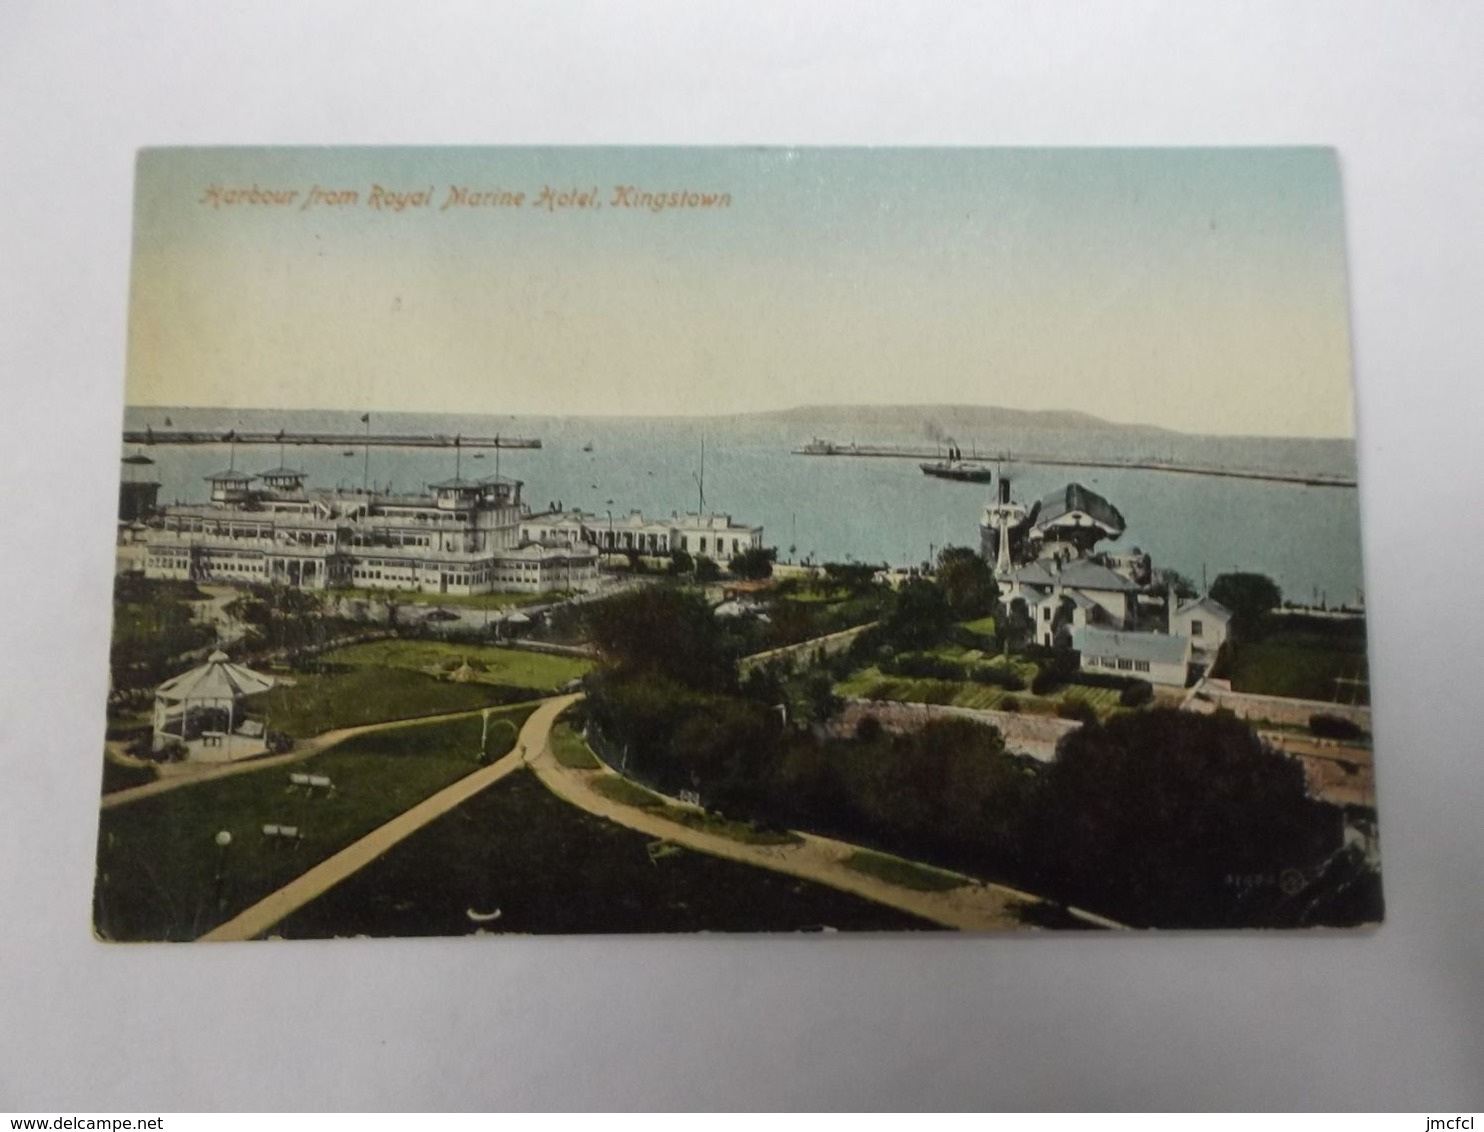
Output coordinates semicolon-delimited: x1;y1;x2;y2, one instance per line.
343;449;356;456
472;452;486;459
582;441;594;453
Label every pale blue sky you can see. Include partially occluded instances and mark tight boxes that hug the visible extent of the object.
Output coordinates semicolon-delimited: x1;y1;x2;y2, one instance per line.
128;147;1356;436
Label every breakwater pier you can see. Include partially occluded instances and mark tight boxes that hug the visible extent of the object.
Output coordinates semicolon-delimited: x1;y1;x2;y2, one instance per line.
123;429;541;450
792;440;1355;488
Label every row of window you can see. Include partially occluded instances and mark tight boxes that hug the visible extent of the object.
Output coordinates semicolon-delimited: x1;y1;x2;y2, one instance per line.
1089;655;1153;673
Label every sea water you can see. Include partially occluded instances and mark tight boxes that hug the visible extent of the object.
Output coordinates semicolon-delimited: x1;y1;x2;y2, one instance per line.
121;407;1366;606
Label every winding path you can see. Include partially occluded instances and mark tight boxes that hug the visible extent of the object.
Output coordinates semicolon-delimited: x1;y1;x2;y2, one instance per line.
101;701;542;810
199;695;577;942
197;692;1119;940
526;707;1119;932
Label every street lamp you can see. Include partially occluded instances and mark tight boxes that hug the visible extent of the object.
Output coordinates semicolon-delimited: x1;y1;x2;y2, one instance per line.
212;829;233;912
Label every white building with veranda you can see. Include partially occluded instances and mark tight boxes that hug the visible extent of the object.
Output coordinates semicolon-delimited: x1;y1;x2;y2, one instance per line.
135;467;599;596
519;508;764;561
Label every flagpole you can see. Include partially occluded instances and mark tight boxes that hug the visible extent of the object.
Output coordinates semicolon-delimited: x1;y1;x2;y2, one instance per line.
362;413;370;494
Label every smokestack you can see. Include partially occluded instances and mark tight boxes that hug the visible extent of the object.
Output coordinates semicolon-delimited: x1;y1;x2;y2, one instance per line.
999;476;1011;505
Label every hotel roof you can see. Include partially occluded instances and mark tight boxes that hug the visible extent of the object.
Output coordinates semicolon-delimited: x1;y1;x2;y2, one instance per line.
1070;627;1189;666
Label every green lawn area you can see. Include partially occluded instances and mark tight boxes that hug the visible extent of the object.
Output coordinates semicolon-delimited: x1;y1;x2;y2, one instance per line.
959;615;998;636
100;756;158;795
93;706;533;942
589;774;667;808
843;848;971;892
550;721;602;769
270;769;934;936
1228;638;1370;704
837;665;1120;715
248;640;589;736
339;587;554;611
318;638;590;687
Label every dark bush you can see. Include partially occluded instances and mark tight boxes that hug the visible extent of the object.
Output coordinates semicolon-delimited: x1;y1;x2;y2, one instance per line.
968;664;1026;691
883;653;967;681
1118;680;1154;708
1309;713;1365;741
1056;698;1099;725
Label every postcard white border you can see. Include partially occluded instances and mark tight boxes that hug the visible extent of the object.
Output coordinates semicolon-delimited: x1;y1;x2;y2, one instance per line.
2;0;1482;1111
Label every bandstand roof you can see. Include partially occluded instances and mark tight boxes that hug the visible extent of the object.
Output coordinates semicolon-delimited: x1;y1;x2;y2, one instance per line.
155;651;275;704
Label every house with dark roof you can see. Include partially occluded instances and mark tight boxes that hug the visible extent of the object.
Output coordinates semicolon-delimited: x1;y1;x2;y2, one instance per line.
1003;556;1144;644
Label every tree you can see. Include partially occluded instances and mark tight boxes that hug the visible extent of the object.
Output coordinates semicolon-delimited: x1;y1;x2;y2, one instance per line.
936;545;999;620
667;548;694;575
1210;572;1283;639
694;555;721;583
1156;567;1199;600
1001;597;1034;651
585;586;737;692
822;561;879;595
882;577;954;651
1024;709;1344;927
729;546;776;580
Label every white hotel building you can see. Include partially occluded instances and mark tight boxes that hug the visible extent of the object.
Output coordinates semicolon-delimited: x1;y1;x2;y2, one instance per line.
519;508;765;560
132;467;600;596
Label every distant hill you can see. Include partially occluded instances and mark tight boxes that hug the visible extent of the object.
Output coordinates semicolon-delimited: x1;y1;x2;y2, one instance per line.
736;403;1179;440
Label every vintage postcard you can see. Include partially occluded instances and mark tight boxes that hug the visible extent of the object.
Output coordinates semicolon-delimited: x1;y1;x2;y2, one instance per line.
97;147;1380;940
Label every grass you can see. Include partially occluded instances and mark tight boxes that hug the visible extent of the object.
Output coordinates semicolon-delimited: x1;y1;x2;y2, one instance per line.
838;666;1117;715
246;639;589;736
843;848;971;892
1228;639;1370;704
338;587;554;611
246;667;524;737
100;756;158;795
550;722;602;769
589;774;667;809
93;706;534;942
270;769;936;936
319;638;590;687
959;615;998;636
583;761;801;847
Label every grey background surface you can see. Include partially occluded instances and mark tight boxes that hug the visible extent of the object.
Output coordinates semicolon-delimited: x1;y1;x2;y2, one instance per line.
1;1;1480;1111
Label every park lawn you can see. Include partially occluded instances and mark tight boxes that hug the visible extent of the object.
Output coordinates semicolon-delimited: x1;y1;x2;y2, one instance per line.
1228;639;1370;704
245;666;527;737
93;706;534;942
550;722;602;769
319;638;591;688
100;756;158;795
337;587;552;612
271;769;934;936
959;615;998;637
836;666;1119;716
843;848;971;892
247;639;589;736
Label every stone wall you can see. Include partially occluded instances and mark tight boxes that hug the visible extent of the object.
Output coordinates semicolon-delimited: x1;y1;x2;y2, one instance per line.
1191;679;1371;731
833;697;1082;762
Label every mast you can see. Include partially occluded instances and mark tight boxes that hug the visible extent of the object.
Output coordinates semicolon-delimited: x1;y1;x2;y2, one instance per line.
362;412;371;494
693;434;706;514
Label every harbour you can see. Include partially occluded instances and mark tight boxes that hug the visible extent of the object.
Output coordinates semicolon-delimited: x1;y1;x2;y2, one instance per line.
795;439;1357;489
123;429;542;450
